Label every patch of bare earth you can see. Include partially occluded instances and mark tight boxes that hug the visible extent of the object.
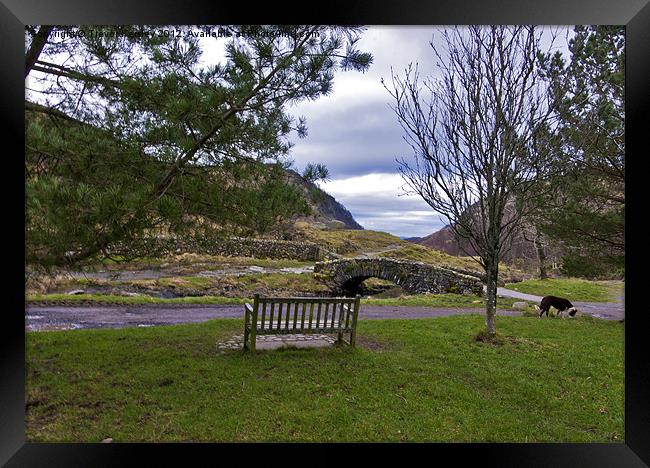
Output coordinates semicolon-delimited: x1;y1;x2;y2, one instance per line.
355;335;393;351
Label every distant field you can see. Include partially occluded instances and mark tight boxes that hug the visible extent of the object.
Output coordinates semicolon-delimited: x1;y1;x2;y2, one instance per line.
504;278;623;302
295;224;524;281
295;222;406;255
26;315;623;442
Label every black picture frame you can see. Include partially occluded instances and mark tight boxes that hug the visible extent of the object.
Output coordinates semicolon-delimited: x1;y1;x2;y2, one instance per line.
2;1;648;465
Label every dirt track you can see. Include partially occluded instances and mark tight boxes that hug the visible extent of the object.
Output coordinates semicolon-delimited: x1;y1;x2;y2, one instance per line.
25;300;623;332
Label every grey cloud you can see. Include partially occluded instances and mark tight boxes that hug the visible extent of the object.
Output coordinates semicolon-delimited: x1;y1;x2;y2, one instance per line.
286;26;572;238
291;101;412;178
327;188;447;238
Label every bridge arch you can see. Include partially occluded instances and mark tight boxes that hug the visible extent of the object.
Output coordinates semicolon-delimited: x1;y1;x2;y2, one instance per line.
314;258;484;296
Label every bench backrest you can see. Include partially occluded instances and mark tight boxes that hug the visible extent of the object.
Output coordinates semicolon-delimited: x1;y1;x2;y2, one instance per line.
246;294;361;334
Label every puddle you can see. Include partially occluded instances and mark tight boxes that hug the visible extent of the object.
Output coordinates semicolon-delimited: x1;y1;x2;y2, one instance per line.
197;270;249;277
280;266;314;274
157;290;180;299
65;270;169;281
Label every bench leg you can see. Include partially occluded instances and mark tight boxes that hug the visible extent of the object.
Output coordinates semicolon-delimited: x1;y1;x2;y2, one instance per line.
336;331;343;344
250;330;256;352
349;329;357;348
243;327;250;351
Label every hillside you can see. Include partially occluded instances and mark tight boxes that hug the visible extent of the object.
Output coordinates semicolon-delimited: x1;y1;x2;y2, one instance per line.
293;223;524;282
409;225;466;255
406;200;563;269
285;169;363;230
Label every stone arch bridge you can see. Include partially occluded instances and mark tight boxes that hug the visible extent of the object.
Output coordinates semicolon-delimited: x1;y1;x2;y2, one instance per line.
314;257;484;296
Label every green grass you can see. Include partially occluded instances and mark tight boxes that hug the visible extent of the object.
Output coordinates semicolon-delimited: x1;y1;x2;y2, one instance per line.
233;272;326;290
116;272;327;298
364;294;532;310
375;244;481;271
504;278;622;302
295;222;405;254
26;315;623;442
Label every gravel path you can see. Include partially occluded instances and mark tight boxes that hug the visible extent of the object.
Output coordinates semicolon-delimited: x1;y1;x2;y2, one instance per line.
25;297;623;332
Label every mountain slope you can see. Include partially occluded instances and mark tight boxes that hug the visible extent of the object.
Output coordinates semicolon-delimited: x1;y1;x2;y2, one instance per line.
285;169;363;230
406;200;561;265
412;225;468;256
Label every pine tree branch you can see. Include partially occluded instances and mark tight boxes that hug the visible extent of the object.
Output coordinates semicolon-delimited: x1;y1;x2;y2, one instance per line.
32;60;124;89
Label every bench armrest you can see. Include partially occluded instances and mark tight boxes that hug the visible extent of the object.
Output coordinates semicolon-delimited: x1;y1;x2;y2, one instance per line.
244;303;254;325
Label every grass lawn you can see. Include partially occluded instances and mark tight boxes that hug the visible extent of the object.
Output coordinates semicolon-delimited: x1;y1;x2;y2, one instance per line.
504;278;622;302
26;315;623;442
364;294;531;310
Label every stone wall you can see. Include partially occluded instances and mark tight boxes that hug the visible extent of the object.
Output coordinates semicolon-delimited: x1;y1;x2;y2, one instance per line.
314;257;484;296
200;237;324;261
117;236;331;261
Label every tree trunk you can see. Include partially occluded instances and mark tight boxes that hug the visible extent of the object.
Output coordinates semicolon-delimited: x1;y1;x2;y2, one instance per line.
25;26;53;78
484;259;499;335
534;234;548;280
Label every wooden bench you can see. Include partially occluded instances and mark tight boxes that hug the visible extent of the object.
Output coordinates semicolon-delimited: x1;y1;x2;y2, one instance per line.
243;294;361;352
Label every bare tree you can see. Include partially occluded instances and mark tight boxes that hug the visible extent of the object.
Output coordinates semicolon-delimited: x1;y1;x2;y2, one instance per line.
384;26;555;335
519;221;550;279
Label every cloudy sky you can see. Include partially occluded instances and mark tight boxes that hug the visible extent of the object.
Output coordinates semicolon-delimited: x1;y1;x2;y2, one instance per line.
201;27;449;238
289;27;445;238
285;26;570;239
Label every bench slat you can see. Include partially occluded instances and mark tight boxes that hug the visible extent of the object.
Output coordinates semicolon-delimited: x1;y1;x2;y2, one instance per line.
323;303;329;327
316;302;322;327
269;303;275;331
345;303;351;328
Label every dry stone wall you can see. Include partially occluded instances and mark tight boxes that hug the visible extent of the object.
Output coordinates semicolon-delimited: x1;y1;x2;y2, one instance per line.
117;236;332;261
203;237;323;261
